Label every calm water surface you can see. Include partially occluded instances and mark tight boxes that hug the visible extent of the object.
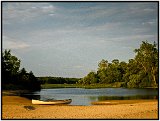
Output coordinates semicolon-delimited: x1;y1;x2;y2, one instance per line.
23;88;158;105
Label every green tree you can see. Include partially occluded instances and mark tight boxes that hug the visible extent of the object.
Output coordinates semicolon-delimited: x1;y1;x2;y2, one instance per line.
112;59;119;65
2;49;41;91
79;71;98;85
134;41;158;87
106;59;122;83
124;41;158;88
97;69;108;83
97;59;109;83
123;59;137;87
119;61;127;80
2;49;20;84
2;50;20;74
98;59;108;70
98;59;123;84
78;41;158;88
28;71;41;90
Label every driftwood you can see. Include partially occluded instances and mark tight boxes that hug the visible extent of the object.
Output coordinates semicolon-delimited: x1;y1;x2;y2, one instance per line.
24;106;36;110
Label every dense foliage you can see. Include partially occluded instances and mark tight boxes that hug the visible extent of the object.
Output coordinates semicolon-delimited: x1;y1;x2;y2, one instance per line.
78;41;158;88
37;77;80;84
2;50;41;91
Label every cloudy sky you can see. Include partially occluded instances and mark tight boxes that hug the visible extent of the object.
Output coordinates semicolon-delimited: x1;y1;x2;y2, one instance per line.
2;2;158;77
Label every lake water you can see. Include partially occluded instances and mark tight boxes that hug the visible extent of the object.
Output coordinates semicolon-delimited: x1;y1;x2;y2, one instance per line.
23;88;158;105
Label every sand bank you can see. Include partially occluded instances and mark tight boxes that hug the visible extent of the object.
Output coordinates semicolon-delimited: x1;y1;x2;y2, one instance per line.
2;96;158;119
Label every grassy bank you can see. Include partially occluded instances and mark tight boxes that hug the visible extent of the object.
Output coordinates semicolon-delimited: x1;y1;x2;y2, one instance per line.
41;82;124;89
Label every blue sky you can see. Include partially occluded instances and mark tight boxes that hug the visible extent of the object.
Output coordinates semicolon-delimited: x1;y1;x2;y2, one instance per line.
2;2;158;77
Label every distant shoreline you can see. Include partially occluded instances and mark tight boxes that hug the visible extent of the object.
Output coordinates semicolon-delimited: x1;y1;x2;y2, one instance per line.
40;83;159;89
2;94;158;119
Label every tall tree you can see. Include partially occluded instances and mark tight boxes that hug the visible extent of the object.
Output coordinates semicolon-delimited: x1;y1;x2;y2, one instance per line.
112;59;119;65
2;49;41;90
2;49;20;75
2;49;20;84
97;59;108;83
78;71;98;84
134;41;158;87
78;41;158;88
98;59;108;70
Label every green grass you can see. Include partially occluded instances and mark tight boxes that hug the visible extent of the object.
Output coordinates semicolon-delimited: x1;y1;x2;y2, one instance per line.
41;82;124;89
41;84;77;88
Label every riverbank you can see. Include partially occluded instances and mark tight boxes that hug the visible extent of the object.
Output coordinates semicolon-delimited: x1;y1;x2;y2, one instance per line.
41;83;125;89
2;95;158;119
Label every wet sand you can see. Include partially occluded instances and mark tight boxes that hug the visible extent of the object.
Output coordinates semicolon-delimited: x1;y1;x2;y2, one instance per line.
2;96;158;119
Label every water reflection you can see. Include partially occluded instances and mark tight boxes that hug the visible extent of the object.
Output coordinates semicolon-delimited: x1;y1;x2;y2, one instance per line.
19;88;158;105
96;95;158;101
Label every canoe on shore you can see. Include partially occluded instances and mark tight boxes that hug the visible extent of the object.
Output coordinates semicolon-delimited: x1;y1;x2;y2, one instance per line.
32;99;72;105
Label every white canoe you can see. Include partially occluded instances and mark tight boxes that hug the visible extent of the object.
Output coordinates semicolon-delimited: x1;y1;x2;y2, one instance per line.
32;99;72;105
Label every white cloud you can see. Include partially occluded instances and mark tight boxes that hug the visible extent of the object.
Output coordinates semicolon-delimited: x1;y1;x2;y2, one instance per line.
2;2;158;77
41;5;54;12
143;8;154;12
49;13;55;16
142;21;156;25
3;36;30;49
3;3;56;23
25;19;155;48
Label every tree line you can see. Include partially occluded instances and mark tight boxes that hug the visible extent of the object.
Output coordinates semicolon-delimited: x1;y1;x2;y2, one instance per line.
2;50;41;91
38;77;80;84
78;41;158;88
2;41;158;89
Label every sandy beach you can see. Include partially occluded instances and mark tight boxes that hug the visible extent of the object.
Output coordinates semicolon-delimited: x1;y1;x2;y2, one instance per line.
2;95;158;119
